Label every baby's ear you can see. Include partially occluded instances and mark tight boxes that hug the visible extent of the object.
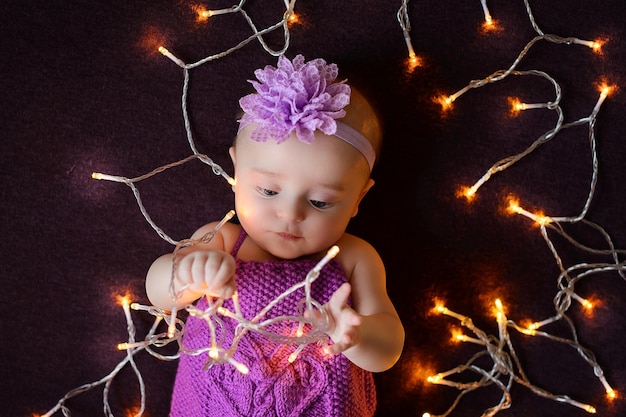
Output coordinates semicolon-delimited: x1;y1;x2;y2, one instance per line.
228;146;237;192
351;178;375;217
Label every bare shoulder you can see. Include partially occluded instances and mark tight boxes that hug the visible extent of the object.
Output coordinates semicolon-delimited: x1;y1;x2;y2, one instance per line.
334;233;384;280
189;221;242;253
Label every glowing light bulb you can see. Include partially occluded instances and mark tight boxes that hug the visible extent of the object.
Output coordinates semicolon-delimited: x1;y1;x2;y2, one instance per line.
432;299;446;314
573;38;605;54
196;7;213;21
209;348;219;360
508;97;524;115
591;40;603;53
596;81;616;100
606;387;617;400
167;306;178;338
457;185;478;201
507;197;521;214
423;414;432;417
117;342;129;350
493;298;505;322
287;12;300;26
507;197;551;226
287;345;306;363
91;172;123;182
116;294;131;308
451;328;465;343
230;358;249;374
435;94;455;111
479;0;492;28
158;46;186;68
406;52;422;72
427;374;442;383
295;326;304;338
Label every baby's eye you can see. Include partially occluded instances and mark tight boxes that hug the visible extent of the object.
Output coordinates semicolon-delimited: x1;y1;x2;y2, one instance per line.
310;200;332;209
257;187;278;196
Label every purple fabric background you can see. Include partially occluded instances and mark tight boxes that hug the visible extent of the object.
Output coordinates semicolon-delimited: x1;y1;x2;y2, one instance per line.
3;1;626;416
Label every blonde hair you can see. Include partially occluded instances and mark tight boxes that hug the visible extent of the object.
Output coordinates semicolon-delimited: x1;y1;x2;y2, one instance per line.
341;87;383;160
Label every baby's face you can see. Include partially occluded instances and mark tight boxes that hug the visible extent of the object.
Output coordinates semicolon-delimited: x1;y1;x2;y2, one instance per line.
230;125;373;260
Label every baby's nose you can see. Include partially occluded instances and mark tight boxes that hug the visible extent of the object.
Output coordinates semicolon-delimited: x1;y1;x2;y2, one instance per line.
279;199;306;223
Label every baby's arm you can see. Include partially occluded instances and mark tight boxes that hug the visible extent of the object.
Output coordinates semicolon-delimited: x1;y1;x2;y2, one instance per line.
145;222;239;311
324;235;405;373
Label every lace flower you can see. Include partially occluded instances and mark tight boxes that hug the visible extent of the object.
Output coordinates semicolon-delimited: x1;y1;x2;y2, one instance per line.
238;54;351;144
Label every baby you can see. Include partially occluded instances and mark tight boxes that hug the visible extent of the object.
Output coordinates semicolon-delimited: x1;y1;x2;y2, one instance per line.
146;54;404;417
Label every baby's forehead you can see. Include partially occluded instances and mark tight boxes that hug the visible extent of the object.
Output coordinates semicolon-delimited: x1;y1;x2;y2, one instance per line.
235;128;369;174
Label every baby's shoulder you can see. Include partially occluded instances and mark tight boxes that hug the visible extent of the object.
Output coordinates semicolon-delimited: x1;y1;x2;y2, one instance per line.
335;233;383;277
336;232;377;254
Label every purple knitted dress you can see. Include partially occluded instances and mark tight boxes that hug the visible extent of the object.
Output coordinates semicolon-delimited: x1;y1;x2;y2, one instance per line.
170;230;376;417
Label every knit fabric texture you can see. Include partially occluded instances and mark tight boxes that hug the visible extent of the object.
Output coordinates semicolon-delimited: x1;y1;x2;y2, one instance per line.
170;230;376;417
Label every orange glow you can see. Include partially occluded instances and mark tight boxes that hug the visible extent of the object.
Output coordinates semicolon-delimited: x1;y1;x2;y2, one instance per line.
426;373;442;384
138;26;166;56
578;294;601;318
115;291;133;307
431;298;447;315
480;18;500;34
507;96;524;116
406;53;423;72
581;298;594;311
450;327;466;343
457;185;477;202
519;319;538;335
597;80;617;97
434;94;454;111
507;197;521;214
490;298;507;322
194;5;213;22
124;406;143;417
606;387;618;400
590;39;605;55
402;356;438;391
287;12;301;26
506;197;551;226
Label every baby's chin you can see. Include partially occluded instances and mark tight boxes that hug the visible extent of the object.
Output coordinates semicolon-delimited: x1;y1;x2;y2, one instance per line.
260;239;326;261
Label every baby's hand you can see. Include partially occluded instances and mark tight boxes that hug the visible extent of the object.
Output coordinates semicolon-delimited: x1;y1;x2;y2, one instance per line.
323;283;363;355
175;250;236;299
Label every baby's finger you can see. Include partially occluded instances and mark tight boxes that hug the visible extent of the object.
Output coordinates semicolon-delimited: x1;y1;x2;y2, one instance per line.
326;333;354;355
329;282;352;309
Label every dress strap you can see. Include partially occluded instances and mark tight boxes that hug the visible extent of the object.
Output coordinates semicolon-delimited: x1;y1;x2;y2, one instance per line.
231;228;247;257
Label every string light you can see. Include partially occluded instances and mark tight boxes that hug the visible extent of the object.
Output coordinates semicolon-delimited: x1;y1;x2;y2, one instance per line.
40;0;625;416
424;299;605;416
397;0;422;72
417;0;625;416
40;241;339;416
479;0;493;27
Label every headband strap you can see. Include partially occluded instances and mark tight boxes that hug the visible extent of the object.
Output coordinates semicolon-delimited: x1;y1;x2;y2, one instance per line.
334;121;376;171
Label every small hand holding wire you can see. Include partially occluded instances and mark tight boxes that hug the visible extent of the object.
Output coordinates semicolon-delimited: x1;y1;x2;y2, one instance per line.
175;250;237;299
322;282;363;355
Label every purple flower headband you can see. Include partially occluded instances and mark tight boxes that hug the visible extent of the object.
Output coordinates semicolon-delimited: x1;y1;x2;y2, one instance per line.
238;54;376;170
